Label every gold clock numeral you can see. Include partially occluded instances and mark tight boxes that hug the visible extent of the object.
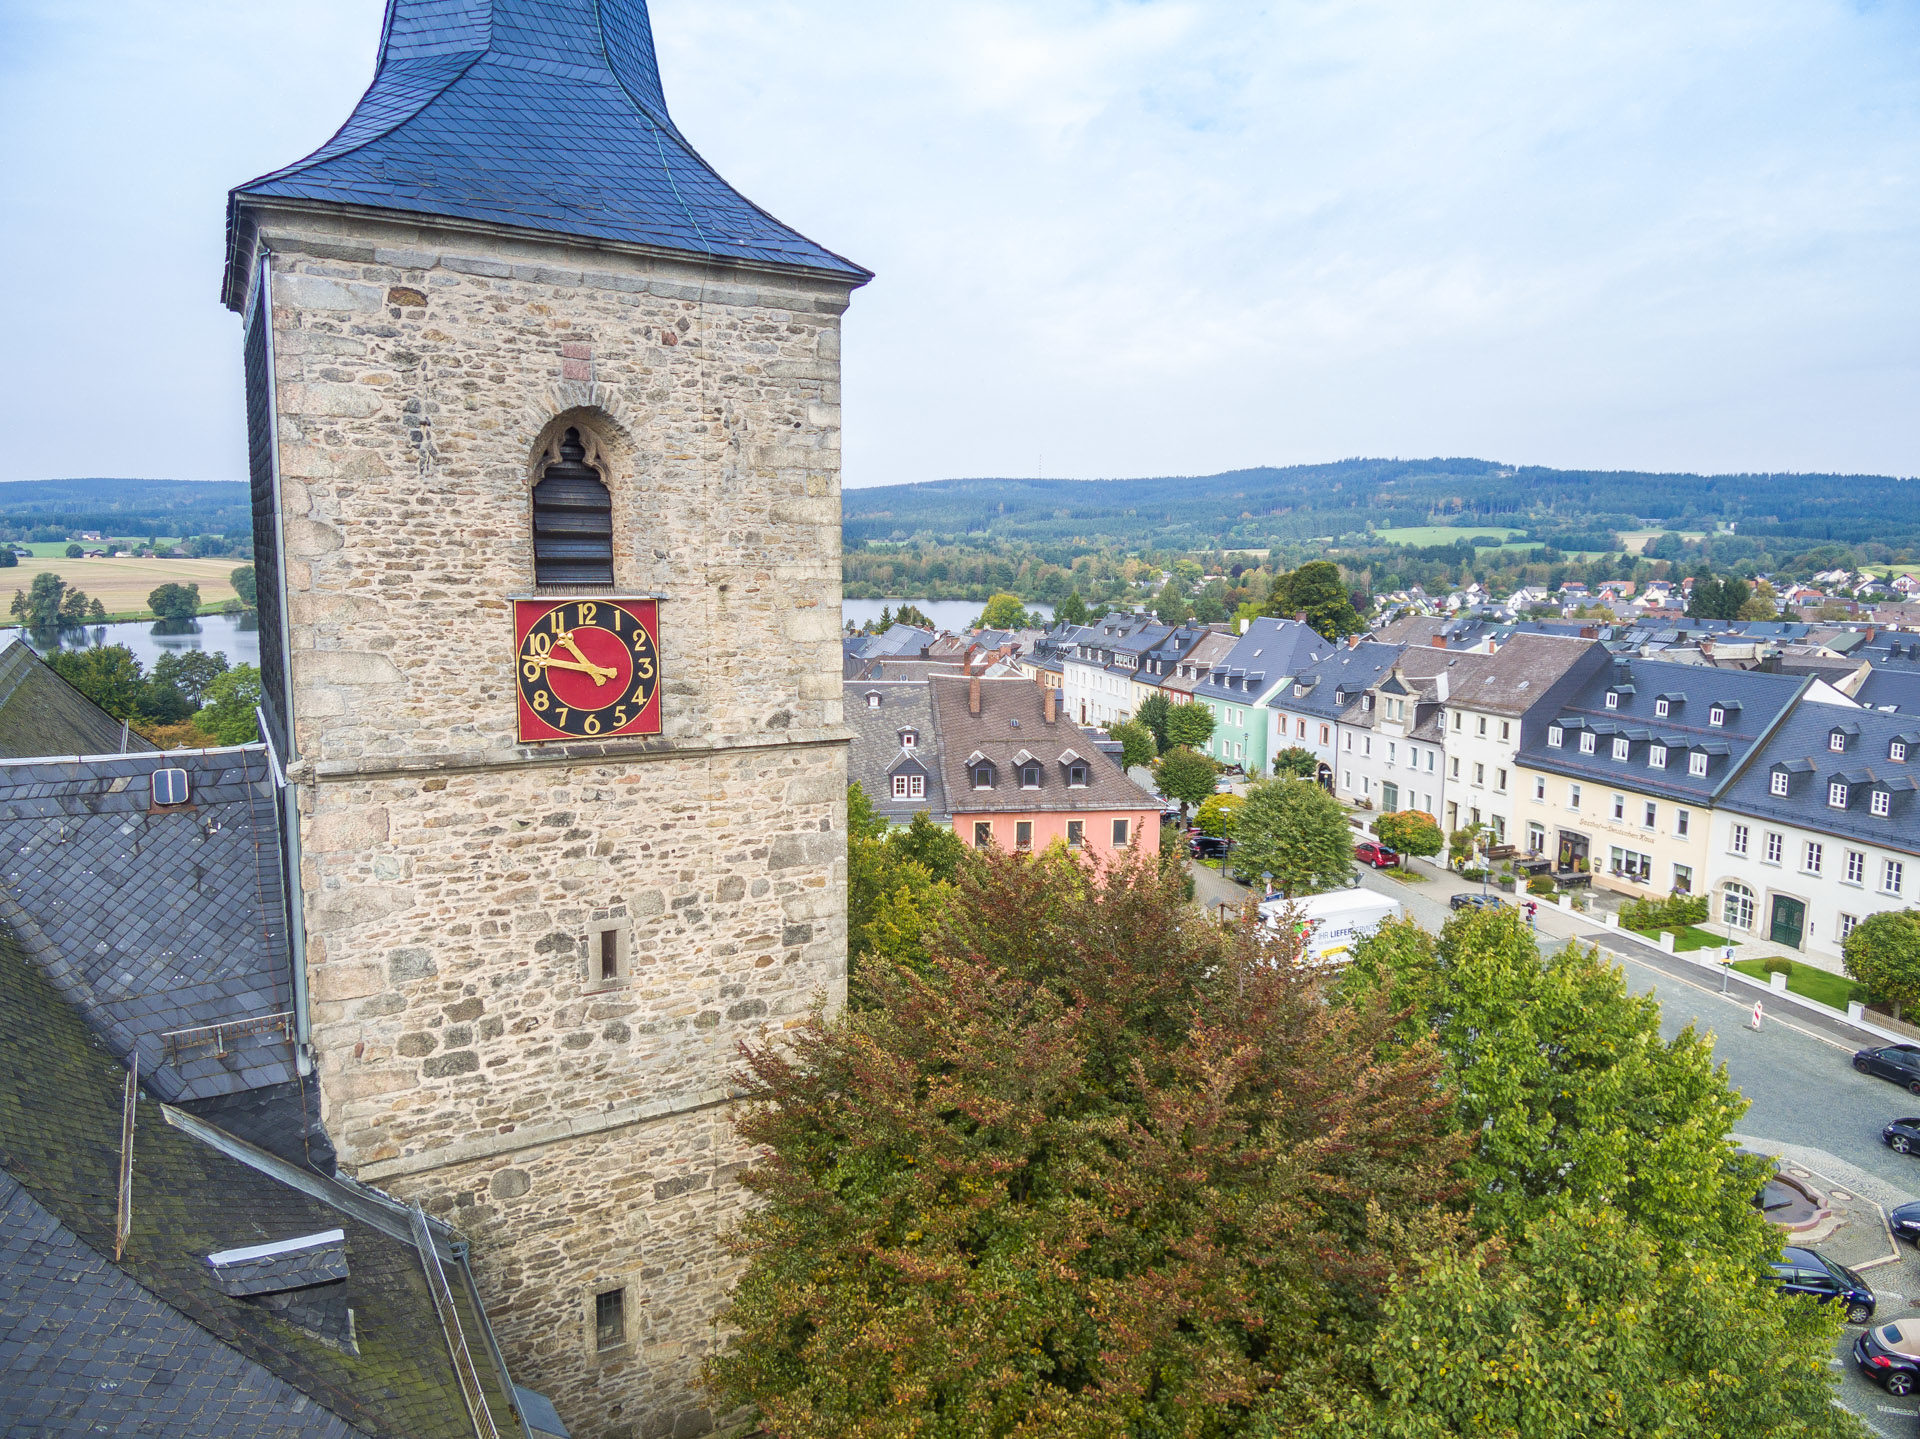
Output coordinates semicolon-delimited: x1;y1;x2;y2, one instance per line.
548;610;566;635
528;632;552;657
610;608;624;632
583;715;601;736
553;706;569;727
531;688;550;712
578;601;597;625
633;656;654;681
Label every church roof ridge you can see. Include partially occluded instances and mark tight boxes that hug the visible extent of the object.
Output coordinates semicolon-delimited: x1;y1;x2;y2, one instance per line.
225;0;868;305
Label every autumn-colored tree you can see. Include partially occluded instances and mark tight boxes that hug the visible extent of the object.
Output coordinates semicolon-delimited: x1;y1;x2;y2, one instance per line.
1373;810;1442;868
709;850;1467;1435
1194;791;1243;838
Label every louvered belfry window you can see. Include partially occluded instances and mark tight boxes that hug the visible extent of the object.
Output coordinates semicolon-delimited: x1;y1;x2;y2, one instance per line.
532;428;613;586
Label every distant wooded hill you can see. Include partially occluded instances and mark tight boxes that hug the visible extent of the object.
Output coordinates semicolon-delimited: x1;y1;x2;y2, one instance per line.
0;479;250;537
842;458;1920;556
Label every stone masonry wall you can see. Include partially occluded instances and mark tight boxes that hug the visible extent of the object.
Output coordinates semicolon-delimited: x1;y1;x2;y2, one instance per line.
247;208;857;1439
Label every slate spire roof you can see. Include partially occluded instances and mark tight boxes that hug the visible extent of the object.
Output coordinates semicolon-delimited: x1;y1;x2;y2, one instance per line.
226;0;868;302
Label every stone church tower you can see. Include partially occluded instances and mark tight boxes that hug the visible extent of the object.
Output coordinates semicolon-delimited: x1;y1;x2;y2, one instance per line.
222;4;867;1434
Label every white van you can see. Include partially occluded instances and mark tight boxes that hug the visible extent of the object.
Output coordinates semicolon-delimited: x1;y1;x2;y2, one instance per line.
1258;890;1404;965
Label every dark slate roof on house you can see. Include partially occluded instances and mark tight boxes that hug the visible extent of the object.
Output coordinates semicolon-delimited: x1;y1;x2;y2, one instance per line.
928;678;1155;816
0;747;296;1102
1194;619;1334;703
1515;657;1809;804
225;0;868;310
0;639;157;760
0;923;521;1439
1267;643;1406;721
1717;703;1920;857
1860;668;1920;715
1394;634;1608;716
844;682;947;824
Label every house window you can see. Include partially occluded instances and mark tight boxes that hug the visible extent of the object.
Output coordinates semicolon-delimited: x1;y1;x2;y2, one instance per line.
1067;763;1089;787
893;774;910;800
1500;721;1510;741
1886;859;1905;895
900;729;917;750
1495;768;1507;793
1579;732;1596;755
1708;706;1725;726
1828;782;1848;809
1688;753;1708;777
1066;820;1084;848
533;428;614;586
1804;841;1823;874
1764;832;1783;864
1478;716;1488;736
1723;882;1755;930
1846;849;1866;884
1450;757;1460;778
973;821;993;849
1319;724;1330;745
1612;793;1626;820
1015;821;1033;850
1612;738;1629;761
1769;770;1789;796
1534;776;1546;801
1605;692;1618;709
1643;801;1656;828
1676;808;1689;837
1731;823;1748;856
1020;764;1041;789
1830;731;1847;753
911;774;925;799
1654;699;1669;718
589;922;630;986
1527;821;1546;853
1649;746;1666;770
1895;741;1909;762
1872;790;1891;817
1841;913;1860;941
1473;763;1485;786
1548;726;1563;748
1112;818;1131;848
595;1288;627;1352
1673;863;1693;893
1427;750;1436;772
1454;712;1463;731
973;764;994;789
1569;783;1582;809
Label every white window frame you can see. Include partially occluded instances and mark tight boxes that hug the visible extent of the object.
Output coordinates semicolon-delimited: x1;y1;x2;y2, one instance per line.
1764;832;1783;864
1846;849;1865;884
1579;732;1596;755
1547;725;1563;748
1872;790;1890;817
1688;752;1708;778
1769;770;1788;796
1649;746;1666;770
1708;706;1725;727
1830;732;1847;753
1829;782;1848;809
1612;738;1629;761
1885;859;1905;895
1731;823;1748;856
1804;841;1823;874
1654;699;1669;718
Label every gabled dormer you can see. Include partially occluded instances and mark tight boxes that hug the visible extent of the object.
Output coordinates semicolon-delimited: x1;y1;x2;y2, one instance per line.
1653;691;1685;719
1768;758;1813;797
898;726;919;751
1057;749;1090;788
1012;749;1042;789
966;751;996;790
1828;722;1860;754
1707;699;1740;728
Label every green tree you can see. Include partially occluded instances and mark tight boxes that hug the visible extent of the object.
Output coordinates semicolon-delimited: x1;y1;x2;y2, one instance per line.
1163;698;1215;749
1738;578;1782;620
1108;718;1157;771
153;651;230;706
64;543;83;558
1192;578;1228;624
1843;910;1920;1021
709;849;1466;1435
1373;809;1442;867
1151;577;1191;625
1053;591;1089;626
47;646;150;722
1135;691;1173;751
196;664;263;745
1265;560;1363;641
888;810;968;885
147;582;202;622
230;564;258;610
0;548;15;569
1152;745;1217;815
1194;791;1243;837
1271;744;1318;778
1233;777;1354;896
976;592;1029;630
1447;822;1486;870
11;572;69;629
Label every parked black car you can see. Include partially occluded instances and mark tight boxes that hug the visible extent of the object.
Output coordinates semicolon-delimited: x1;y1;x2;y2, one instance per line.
1188;833;1231;860
1770;1246;1875;1324
1852;1044;1920;1094
1853;1320;1920;1395
1449;893;1506;913
1882;1118;1920;1155
1890;1201;1920;1245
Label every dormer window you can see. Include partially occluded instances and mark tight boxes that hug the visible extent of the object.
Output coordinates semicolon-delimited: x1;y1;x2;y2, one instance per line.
1895;741;1910;763
1770;770;1789;797
1873;789;1891;816
1605;692;1619;709
865;691;881;709
1829;731;1848;753
1654;699;1669;718
1579;732;1596;754
892;773;926;801
1547;725;1563;748
1020;763;1041;789
972;763;995;790
1689;753;1709;777
899;729;918;750
1829;781;1849;809
1708;706;1726;727
1611;738;1629;761
1649;745;1666;769
1067;762;1088;787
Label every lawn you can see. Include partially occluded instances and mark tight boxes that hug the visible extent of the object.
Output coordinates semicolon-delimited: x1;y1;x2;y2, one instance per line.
0;556;243;615
1623;921;1722;952
1371;525;1524;547
1731;957;1864;1012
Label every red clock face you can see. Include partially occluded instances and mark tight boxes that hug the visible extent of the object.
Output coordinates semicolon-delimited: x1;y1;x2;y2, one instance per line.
514;598;661;743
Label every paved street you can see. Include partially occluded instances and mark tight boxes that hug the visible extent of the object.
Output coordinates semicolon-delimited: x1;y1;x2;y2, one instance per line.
1193;853;1920;1433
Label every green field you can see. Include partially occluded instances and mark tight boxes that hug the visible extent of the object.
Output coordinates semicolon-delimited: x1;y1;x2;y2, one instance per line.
1370;525;1526;547
13;538;187;557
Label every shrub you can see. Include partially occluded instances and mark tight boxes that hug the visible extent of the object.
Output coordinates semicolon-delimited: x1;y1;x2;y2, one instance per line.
1526;874;1557;897
1621;892;1709;935
1762;956;1793;976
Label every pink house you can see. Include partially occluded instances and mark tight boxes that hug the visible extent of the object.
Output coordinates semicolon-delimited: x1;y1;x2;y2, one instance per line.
928;675;1160;861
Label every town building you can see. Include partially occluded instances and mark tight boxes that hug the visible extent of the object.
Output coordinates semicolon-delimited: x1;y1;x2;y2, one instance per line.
846;681;946;826
1265;641;1406;793
1060;612;1167;728
930;675;1159;859
1192;619;1333;775
1129;624;1214;717
1159;629;1238;703
224;1;867;1433
1707;705;1920;959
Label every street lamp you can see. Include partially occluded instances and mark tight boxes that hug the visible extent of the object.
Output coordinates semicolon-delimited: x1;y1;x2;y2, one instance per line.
1261;871;1274;902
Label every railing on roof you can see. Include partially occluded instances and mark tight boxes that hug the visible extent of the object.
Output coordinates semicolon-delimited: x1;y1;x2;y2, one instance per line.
161;1011;295;1063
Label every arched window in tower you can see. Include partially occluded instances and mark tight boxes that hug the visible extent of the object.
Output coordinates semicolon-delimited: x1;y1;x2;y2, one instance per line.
532;428;613;587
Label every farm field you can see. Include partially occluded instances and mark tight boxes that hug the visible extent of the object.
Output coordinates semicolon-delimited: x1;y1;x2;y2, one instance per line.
1617;528;1708;555
1370;525;1525;547
0;557;243;614
10;538;188;558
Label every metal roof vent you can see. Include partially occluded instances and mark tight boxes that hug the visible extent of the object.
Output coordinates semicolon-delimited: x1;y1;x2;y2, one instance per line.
152;768;190;807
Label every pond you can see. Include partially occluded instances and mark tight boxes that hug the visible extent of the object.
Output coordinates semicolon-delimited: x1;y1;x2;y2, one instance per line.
8;612;262;670
842;598;1053;633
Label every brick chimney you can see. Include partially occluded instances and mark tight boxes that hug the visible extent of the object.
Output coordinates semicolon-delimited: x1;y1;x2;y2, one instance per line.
1044;687;1057;724
969;668;981;716
1430;635;1447;649
1348;633;1361;650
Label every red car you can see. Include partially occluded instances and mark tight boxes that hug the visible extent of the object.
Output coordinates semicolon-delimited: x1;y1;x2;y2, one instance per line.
1353;841;1400;869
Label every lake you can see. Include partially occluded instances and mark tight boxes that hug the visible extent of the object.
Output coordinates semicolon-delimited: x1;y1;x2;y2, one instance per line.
9;612;262;670
842;598;1053;632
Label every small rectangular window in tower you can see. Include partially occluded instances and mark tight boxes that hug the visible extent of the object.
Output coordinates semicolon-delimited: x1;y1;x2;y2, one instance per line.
595;1288;626;1352
586;921;630;990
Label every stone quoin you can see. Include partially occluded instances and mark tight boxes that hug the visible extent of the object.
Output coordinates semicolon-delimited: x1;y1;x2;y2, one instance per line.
223;2;869;1435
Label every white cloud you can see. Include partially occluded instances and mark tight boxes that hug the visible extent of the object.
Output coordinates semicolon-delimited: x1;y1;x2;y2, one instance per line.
1;0;1915;488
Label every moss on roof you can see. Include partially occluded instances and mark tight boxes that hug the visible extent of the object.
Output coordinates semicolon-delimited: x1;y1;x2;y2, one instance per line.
0;638;154;759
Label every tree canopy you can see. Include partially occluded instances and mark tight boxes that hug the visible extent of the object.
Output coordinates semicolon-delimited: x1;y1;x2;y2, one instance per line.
1233;777;1355;897
1108;719;1157;771
1264;560;1364;640
1151;745;1217;814
976;593;1032;629
1163;699;1215;749
1843;910;1920;1021
1134;691;1173;752
1272;744;1318;778
1194;792;1243;838
147;582;202;622
1373;810;1442;864
9;572;96;629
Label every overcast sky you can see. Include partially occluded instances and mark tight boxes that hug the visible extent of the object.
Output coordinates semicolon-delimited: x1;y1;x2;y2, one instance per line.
1;0;1916;489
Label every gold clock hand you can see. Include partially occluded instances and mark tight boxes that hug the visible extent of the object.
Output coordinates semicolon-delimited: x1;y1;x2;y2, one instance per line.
530;652;618;685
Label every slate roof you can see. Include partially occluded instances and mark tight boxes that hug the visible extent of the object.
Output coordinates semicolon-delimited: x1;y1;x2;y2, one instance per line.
1193;619;1334;703
0;639;157;760
0;924;521;1439
1717;704;1920;858
928;679;1155;816
1860;668;1920;715
1268;643;1407;722
0;747;296;1102
844;682;947;824
1515;657;1809;804
224;0;868;310
1393;634;1608;716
